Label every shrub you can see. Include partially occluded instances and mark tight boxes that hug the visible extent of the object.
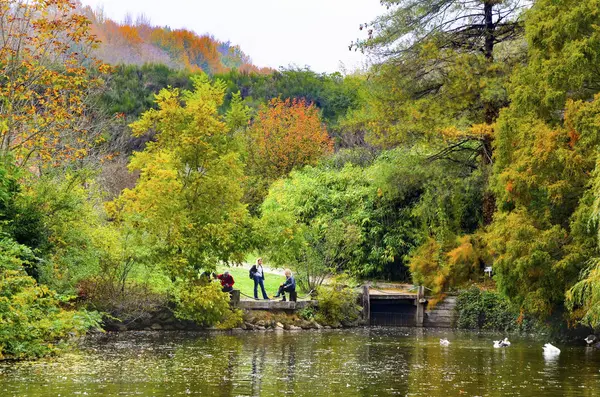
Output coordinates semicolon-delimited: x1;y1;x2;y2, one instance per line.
77;276;168;321
173;282;242;328
0;236;102;361
455;286;540;332
298;306;316;321
314;281;362;326
215;309;244;330
409;234;490;297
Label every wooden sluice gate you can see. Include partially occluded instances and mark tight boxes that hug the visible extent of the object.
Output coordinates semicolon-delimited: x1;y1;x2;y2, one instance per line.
363;284;455;327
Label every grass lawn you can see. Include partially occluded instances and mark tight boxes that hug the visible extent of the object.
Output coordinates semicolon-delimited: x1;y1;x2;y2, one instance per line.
216;265;285;299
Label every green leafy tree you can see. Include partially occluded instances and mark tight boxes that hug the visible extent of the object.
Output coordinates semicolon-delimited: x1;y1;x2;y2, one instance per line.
215;67;362;126
259;148;483;287
259;165;370;290
356;0;528;224
567;257;600;329
455;286;540;332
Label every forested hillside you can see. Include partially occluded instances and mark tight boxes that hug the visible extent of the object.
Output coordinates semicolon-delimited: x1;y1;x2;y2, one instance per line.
86;6;270;74
2;0;600;361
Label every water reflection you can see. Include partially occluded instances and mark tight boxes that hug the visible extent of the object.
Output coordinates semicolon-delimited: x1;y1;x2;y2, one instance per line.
0;328;599;396
250;344;266;395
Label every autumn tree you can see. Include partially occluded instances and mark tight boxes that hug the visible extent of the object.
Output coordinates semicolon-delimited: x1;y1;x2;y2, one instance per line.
107;74;250;279
248;98;332;179
0;0;108;167
489;0;600;319
245;98;333;211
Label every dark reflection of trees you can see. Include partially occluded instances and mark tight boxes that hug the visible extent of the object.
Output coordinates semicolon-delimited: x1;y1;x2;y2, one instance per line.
218;346;238;397
267;334;298;394
284;343;297;386
357;328;411;396
250;343;266;396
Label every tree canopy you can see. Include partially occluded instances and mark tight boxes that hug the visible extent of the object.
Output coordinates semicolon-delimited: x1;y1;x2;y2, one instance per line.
107;75;250;279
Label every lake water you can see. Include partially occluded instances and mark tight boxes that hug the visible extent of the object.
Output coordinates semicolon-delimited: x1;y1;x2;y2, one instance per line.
1;328;599;396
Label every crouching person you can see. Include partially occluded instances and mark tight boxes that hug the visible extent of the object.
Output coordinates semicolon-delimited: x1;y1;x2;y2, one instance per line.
274;269;295;301
215;271;235;293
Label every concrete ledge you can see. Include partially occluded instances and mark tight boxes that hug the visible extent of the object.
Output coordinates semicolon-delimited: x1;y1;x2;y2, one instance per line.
369;294;417;300
239;300;317;310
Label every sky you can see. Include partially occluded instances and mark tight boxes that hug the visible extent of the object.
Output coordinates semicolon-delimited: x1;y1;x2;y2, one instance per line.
79;0;385;73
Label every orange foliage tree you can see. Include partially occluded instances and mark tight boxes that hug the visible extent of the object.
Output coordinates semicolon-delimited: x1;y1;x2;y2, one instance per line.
149;29;224;74
0;0;108;167
248;98;333;181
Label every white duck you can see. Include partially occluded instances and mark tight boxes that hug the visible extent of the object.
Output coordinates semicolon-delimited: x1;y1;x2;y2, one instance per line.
542;343;560;356
493;338;510;348
440;338;450;346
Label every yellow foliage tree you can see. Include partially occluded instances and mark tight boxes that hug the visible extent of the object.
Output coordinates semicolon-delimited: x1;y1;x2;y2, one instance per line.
0;0;108;167
107;75;249;278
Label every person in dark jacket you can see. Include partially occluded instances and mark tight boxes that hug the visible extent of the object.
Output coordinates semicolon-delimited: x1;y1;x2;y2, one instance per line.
274;269;296;301
250;258;269;300
215;271;235;293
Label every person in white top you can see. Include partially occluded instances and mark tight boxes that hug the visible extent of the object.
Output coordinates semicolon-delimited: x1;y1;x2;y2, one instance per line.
250;258;269;300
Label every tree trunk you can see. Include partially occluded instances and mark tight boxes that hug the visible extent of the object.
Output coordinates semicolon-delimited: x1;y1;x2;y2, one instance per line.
482;1;497;225
484;1;495;61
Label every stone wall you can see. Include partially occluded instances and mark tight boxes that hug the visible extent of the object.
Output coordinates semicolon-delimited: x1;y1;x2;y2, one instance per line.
102;307;202;332
423;296;457;328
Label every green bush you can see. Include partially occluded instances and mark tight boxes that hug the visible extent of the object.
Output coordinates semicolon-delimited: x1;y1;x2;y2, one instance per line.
314;281;362;326
455;286;540;332
0;236;102;361
173;281;242;328
298;306;316;321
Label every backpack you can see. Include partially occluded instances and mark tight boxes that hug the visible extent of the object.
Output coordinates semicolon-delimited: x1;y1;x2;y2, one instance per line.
249;265;257;279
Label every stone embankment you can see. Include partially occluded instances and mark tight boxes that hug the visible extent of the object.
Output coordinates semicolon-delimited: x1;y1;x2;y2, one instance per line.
423;295;457;328
240;309;359;331
240;320;335;331
102;307;202;332
101;306;354;332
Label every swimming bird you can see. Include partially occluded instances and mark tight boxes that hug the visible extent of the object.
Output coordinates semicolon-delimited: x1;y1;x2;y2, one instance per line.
584;335;597;346
542;343;560;356
440;338;450;346
502;337;511;346
493;340;503;348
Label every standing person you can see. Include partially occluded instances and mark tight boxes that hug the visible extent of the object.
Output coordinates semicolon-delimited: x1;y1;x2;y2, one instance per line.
215;271;235;293
250;258;269;300
274;269;296;301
